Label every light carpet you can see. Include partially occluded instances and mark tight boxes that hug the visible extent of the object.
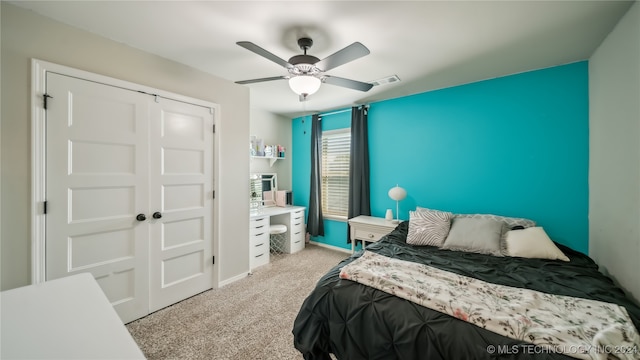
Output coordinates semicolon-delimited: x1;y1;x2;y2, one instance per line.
126;244;348;360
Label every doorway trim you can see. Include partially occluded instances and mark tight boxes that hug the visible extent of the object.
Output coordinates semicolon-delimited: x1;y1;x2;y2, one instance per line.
30;59;220;286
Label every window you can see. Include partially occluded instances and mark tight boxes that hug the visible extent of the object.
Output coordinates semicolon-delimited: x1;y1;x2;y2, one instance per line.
321;129;350;219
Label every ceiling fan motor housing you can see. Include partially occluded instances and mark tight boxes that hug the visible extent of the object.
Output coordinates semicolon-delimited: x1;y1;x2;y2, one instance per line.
288;43;322;77
289;37;321;75
289;54;320;65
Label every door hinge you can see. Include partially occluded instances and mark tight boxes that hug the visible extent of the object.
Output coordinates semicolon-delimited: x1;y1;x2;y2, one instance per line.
213;124;215;133
213;190;215;199
43;201;48;214
43;94;53;110
212;256;215;265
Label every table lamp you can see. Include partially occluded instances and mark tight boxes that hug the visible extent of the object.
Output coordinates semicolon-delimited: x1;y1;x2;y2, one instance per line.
388;184;407;224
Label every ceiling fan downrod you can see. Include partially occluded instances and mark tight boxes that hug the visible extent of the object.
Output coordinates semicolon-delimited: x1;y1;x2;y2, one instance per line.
298;37;313;54
289;38;320;67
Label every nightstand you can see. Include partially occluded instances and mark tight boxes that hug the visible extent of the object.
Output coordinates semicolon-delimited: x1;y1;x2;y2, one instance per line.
348;215;399;253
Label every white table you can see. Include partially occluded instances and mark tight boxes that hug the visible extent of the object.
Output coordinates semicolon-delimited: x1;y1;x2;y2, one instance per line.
249;205;306;270
1;273;145;359
250;205;306;219
348;215;399;253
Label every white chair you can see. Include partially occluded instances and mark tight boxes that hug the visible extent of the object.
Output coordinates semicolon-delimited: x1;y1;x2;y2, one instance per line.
270;224;287;256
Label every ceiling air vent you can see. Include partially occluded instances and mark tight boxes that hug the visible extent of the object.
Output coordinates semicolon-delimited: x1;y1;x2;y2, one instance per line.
370;75;401;87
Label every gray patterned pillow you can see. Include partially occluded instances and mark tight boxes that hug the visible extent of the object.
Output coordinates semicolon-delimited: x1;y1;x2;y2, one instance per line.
407;209;453;247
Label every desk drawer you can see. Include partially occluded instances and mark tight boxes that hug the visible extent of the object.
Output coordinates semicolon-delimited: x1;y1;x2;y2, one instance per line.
250;250;269;268
290;225;305;253
289;209;305;254
249;226;269;243
290;235;305;253
250;229;268;244
290;219;304;233
290;210;305;234
291;210;304;221
250;238;269;257
250;217;268;235
250;228;269;269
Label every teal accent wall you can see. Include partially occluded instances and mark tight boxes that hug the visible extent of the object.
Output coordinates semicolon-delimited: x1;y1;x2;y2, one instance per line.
292;61;589;254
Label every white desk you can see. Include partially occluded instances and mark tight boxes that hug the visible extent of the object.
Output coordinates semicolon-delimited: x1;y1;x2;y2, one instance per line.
1;273;145;360
249;205;306;270
250;205;305;219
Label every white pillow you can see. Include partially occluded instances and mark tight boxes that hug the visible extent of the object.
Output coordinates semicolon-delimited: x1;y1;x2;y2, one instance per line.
407;209;453;247
504;227;569;262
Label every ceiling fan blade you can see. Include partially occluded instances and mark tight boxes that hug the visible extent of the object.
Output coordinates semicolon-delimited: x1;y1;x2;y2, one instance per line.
235;76;287;85
323;76;373;92
236;41;293;69
315;42;370;72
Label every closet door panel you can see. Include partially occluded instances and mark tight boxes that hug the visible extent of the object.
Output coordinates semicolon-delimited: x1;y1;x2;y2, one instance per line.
45;73;150;323
148;98;214;312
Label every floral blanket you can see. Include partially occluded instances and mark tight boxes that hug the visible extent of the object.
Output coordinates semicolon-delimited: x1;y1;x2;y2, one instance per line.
339;251;640;360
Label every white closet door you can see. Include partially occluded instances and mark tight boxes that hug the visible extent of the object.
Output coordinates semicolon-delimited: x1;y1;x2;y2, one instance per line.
45;72;215;323
148;97;214;312
45;73;150;323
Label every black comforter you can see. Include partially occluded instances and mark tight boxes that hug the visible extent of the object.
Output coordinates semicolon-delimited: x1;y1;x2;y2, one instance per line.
293;221;640;360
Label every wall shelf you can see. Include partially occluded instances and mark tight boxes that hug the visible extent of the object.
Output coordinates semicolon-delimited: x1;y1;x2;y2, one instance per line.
251;155;285;167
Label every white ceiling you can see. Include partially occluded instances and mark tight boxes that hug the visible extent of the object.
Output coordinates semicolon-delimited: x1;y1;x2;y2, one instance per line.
11;1;633;118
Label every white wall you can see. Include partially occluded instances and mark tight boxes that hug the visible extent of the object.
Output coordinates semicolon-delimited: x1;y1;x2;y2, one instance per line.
589;2;640;303
0;3;250;290
249;108;292;190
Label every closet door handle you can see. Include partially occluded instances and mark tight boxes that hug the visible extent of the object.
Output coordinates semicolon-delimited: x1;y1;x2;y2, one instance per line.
136;214;147;221
152;212;162;219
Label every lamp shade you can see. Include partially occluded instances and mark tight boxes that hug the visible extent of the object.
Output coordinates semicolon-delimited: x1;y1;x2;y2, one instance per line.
388;185;407;201
288;75;321;96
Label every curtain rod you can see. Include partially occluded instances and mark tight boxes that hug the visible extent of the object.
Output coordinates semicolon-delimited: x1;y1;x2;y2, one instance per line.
319;108;349;117
318;104;369;118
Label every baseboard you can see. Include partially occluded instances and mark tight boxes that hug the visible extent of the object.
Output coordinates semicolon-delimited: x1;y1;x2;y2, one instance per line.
218;271;249;287
308;241;352;254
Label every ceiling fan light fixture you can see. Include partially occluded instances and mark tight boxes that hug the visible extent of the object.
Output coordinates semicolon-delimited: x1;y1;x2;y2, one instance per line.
288;75;321;96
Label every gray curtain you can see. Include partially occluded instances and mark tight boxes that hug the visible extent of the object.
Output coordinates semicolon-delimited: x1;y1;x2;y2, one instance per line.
347;106;371;243
307;114;324;236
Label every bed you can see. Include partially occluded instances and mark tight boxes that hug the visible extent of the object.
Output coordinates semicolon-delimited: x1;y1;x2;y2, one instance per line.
292;219;640;360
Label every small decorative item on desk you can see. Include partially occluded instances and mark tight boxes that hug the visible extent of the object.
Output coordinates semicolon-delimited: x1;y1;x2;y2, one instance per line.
276;190;287;207
385;209;393;221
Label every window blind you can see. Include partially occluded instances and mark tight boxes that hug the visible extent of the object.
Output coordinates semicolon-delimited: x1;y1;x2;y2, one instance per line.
321;129;351;219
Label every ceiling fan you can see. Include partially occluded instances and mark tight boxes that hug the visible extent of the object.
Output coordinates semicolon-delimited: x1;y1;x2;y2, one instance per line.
235;37;374;100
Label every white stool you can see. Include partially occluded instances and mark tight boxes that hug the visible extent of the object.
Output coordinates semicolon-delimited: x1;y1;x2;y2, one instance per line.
270;224;287;256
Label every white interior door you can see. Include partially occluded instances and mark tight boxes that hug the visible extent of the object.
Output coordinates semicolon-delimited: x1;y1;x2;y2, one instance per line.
45;72;215;322
148;97;214;312
45;73;150;323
